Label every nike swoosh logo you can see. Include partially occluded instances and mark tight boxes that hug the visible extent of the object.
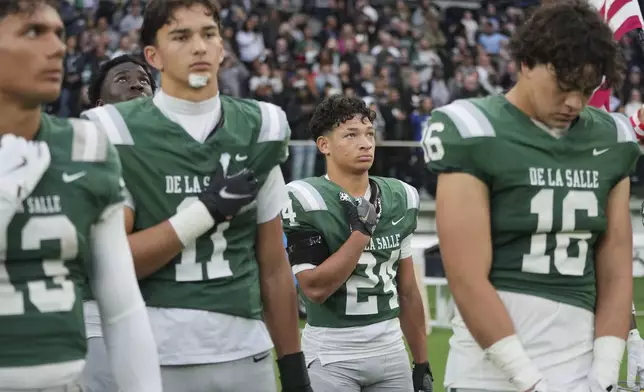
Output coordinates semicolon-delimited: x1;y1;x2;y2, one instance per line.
235;154;248;161
392;217;404;225
593;148;609;156
219;187;251;200
62;171;87;183
253;352;270;363
7;157;28;174
16;157;27;169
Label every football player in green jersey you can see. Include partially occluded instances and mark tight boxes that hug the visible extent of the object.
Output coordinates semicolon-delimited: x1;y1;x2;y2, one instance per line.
282;95;433;392
81;54;155;392
423;1;637;391
81;0;311;391
0;1;162;391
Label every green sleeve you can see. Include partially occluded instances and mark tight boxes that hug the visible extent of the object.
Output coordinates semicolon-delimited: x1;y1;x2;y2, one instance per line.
625;142;641;178
423;108;492;184
397;179;420;237
67;117;125;222
251;101;290;175
96;143;125;220
281;180;327;235
80;103;135;147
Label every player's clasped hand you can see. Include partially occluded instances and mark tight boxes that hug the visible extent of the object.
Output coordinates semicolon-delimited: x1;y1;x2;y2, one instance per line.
412;362;434;392
0;134;50;210
198;155;259;224
339;192;379;236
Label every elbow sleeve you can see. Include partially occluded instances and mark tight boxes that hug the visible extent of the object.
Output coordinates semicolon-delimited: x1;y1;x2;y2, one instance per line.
286;230;330;268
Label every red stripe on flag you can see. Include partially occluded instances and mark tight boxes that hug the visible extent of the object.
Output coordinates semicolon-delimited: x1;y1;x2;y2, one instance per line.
614;15;643;39
607;0;630;21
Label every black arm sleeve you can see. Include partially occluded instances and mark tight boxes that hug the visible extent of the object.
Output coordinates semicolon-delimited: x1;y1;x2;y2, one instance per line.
286;230;330;267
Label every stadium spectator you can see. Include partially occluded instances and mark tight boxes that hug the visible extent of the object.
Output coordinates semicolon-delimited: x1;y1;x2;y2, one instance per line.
53;0;644;195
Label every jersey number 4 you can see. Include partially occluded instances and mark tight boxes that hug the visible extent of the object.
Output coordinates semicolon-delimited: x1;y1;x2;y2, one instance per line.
174;197;234;282
0;216;76;316
522;189;598;276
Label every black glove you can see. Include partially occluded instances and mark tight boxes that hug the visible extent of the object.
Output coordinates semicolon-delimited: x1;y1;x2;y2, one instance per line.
412;362;434;392
198;160;259;224
277;352;313;392
339;192;379;236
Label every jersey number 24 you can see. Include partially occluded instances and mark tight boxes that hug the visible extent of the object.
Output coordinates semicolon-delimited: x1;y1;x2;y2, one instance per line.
282;200;400;316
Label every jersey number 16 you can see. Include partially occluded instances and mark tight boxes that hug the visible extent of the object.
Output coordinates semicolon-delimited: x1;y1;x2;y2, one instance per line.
522;189;598;276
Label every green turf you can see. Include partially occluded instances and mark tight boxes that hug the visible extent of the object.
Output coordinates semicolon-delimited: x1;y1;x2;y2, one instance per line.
274;278;644;391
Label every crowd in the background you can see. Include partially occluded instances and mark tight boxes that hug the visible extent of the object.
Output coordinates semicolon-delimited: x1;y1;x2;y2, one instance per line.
50;0;644;197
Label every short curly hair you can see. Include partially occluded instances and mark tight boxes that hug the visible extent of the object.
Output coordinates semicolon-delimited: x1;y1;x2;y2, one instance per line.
88;54;156;107
309;95;377;140
510;0;625;93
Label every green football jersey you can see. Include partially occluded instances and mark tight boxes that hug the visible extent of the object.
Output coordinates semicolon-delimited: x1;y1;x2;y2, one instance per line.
424;96;641;312
282;176;419;328
83;96;289;320
0;114;123;368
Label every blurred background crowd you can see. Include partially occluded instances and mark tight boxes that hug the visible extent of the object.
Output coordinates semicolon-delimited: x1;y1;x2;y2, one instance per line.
49;0;644;198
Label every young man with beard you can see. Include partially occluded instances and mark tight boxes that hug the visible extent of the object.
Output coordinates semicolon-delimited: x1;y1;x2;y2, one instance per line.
81;0;311;391
0;1;161;390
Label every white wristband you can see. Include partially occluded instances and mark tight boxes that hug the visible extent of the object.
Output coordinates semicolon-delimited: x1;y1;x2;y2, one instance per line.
484;335;542;391
168;200;215;246
591;336;625;389
628;329;641;342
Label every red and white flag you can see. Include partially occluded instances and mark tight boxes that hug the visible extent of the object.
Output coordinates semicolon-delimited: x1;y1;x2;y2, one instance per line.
587;0;644;111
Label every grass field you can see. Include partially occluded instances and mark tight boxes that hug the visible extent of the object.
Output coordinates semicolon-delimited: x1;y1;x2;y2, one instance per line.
278;278;644;391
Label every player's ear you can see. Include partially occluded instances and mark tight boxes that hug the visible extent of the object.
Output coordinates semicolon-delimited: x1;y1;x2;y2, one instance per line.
316;136;330;156
96;99;104;107
144;45;163;72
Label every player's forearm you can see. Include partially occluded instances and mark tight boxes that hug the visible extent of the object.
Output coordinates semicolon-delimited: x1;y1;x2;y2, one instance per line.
127;221;184;279
399;284;428;363
594;178;633;340
127;200;215;278
297;231;371;304
591;248;631;389
257;216;302;357
450;277;515;348
595;247;632;340
91;205;162;391
588;177;632;389
102;306;163;392
259;252;301;357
